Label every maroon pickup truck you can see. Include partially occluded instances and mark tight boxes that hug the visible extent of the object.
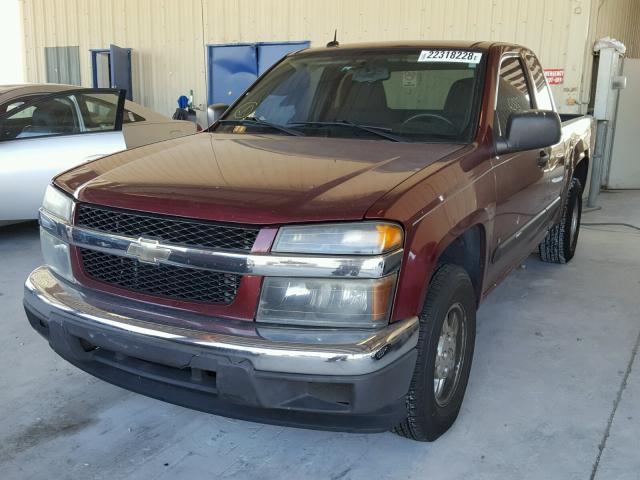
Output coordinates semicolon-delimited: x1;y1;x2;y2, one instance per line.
25;41;593;441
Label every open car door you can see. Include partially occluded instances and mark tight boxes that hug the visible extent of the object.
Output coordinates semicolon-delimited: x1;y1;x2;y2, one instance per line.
110;44;133;100
0;88;126;222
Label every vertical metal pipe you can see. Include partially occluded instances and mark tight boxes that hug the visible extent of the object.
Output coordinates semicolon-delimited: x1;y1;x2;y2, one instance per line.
587;120;608;208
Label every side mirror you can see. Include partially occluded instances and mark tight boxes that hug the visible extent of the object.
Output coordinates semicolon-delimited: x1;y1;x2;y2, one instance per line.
207;103;230;125
496;110;561;155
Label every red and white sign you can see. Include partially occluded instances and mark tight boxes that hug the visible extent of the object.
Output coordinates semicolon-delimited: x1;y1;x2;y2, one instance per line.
544;69;565;85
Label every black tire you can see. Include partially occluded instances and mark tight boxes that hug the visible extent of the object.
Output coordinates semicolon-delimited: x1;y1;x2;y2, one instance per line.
393;264;476;441
539;178;582;264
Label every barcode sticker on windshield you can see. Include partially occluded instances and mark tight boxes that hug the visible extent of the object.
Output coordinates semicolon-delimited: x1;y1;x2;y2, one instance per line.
418;50;482;64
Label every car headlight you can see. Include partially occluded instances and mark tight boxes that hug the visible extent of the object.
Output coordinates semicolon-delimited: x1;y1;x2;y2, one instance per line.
257;274;397;328
42;185;73;223
40;185;74;282
272;222;403;255
40;228;74;282
259;222;403;328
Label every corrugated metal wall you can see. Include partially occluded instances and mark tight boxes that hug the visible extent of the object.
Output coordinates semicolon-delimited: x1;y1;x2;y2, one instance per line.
18;0;640;118
21;0;206;119
202;0;575;66
592;0;640;57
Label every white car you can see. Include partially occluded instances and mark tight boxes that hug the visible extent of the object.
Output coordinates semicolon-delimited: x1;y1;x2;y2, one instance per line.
0;84;196;224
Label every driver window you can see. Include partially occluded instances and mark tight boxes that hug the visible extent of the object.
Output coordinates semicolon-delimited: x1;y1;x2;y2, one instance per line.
77;92;122;131
494;56;532;137
525;53;555;111
0;95;80;141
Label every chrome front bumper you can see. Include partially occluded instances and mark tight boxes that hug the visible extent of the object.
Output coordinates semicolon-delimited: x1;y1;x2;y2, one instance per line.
24;266;419;377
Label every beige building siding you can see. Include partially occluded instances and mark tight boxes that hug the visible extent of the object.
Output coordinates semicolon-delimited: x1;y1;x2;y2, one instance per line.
592;0;640;57
200;0;583;112
21;0;207;119
18;0;640;118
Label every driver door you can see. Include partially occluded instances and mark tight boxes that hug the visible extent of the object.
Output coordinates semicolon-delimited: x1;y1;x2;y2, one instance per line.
488;54;550;282
0;89;126;221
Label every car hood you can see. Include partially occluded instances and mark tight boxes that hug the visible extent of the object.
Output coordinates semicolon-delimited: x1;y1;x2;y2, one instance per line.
55;133;463;225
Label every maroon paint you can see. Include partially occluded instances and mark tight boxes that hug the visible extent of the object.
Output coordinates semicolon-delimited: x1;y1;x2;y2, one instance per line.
54;42;592;326
252;227;278;253
55;133;464;225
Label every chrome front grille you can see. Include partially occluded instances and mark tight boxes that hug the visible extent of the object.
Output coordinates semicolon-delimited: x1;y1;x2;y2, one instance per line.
76;203;259;251
74;203;256;304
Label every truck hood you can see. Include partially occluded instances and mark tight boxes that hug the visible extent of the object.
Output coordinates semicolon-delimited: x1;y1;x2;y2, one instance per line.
55;133;463;225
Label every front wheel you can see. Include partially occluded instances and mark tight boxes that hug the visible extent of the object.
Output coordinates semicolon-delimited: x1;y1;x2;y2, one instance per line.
394;264;476;441
539;178;582;264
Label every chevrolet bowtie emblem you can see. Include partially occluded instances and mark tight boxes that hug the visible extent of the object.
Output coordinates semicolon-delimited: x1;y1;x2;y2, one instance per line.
126;238;172;265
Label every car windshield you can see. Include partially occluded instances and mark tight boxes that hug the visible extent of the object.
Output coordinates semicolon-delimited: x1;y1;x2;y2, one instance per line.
215;48;485;143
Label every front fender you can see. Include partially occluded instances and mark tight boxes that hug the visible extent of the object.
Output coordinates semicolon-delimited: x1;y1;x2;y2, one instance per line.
366;144;497;322
395;205;492;320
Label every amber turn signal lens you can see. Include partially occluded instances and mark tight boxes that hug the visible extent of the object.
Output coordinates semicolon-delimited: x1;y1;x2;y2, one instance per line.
376;224;403;253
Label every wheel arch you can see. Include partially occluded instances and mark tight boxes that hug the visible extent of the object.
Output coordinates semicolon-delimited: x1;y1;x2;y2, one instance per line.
572;145;589;189
434;223;487;306
404;212;490;320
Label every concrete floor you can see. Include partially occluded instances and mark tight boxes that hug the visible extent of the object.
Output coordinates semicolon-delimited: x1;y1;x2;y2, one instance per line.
1;191;638;480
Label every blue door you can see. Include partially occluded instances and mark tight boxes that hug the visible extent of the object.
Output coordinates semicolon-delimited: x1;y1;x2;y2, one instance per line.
208;44;258;106
109;44;133;100
256;41;310;76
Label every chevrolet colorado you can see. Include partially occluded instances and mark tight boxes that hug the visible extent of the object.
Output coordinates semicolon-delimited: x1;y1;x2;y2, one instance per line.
24;41;594;441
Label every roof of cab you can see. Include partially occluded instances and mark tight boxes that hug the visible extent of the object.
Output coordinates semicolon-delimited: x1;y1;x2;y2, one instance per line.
296;40;495;55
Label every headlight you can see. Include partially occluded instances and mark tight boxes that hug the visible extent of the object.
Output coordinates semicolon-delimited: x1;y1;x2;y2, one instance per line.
41;185;74;282
40;228;74;282
42;185;73;223
257;275;396;328
272;222;403;255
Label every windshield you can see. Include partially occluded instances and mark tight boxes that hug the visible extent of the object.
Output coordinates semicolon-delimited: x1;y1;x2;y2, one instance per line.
215;48;485;143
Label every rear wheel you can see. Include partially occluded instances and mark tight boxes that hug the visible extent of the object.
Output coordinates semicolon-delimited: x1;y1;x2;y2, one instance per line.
539;178;582;264
393;264;476;441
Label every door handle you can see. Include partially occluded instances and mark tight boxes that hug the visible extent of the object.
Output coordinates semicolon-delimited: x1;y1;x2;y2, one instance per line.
537;151;550;168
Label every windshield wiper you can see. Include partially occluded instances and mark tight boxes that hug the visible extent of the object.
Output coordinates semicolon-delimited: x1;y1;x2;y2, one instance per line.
287;120;406;142
218;117;304;136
